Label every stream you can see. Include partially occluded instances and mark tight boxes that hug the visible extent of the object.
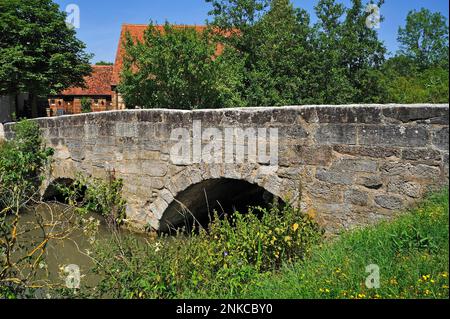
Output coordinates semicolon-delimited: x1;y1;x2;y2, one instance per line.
10;202;147;293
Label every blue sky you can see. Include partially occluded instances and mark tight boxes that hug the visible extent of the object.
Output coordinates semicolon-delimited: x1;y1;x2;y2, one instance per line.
53;0;449;64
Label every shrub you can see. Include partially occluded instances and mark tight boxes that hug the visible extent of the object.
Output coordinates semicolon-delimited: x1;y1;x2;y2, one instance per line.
80;97;92;113
83;204;323;299
0;120;53;211
55;173;127;227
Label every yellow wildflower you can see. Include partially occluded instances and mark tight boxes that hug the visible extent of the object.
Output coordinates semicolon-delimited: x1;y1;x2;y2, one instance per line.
390;278;398;285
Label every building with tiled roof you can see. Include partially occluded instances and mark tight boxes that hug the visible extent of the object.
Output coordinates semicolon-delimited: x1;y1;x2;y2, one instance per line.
48;65;114;116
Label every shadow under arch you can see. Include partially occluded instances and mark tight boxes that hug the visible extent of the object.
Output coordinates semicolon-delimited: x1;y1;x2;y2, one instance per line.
42;177;78;202
159;178;285;234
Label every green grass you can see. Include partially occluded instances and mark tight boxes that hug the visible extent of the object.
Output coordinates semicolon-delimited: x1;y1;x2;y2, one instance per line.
204;190;449;299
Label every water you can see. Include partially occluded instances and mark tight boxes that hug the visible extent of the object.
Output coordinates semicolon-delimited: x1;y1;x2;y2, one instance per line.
10;203;146;291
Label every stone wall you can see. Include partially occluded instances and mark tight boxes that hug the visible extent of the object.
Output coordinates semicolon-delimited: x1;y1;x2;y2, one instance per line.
3;104;449;233
0;123;4;141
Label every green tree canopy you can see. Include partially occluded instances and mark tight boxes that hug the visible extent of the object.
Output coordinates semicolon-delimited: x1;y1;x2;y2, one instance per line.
398;8;449;69
118;23;245;109
0;0;92;117
207;0;387;105
245;0;315;106
118;0;447;108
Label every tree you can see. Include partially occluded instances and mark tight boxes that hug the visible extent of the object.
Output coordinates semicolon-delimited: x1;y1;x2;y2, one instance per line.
118;23;245;109
246;0;315;106
0;0;92;118
206;0;270;106
398;8;449;69
206;0;269;48
207;0;387;105
312;0;386;103
207;0;317;106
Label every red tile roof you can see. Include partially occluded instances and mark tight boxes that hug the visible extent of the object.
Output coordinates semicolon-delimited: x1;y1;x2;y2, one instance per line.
61;65;114;96
112;24;213;86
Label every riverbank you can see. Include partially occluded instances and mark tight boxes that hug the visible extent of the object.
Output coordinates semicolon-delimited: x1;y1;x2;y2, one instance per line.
191;190;449;299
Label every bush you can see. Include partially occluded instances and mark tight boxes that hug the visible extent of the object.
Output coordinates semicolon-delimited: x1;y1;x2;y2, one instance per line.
0;120;53;211
55;173;127;227
82;204;323;299
80;97;92;113
383;66;449;103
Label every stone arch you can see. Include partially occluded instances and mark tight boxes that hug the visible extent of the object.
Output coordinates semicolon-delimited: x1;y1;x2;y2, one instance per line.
158;178;285;233
156;163;287;233
41;177;77;202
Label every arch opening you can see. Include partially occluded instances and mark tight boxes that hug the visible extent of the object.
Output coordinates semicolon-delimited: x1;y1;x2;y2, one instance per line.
159;178;284;234
42;178;79;202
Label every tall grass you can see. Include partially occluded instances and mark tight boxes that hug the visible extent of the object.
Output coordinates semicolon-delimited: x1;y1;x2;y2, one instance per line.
79;190;449;299
80;204;322;299
232;190;449;299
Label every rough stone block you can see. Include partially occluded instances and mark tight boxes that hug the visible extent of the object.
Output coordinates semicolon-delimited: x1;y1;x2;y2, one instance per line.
317;106;382;123
116;122;138;138
410;164;441;180
279;125;309;140
141;161;168;177
381;162;412;176
315;124;357;145
307;181;342;201
383;105;449;124
316;168;354;185
332;159;378;173
387;180;421;198
98;123;115;137
333;145;400;159
432;127;449;151
356;176;383;190
444;153;449;171
136;110;164;123
358;125;429;147
117;161;142;175
375;194;404;210
288;145;334;166
159;188;174;204
344;189;369;206
401;148;442;162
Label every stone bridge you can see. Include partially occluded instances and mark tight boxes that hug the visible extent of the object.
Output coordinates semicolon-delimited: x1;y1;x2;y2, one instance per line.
2;104;449;233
